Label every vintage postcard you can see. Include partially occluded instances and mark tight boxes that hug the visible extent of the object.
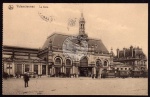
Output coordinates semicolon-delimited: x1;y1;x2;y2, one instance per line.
2;3;148;95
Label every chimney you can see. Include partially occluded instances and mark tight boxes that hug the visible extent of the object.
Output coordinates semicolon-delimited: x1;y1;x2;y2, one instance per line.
117;48;119;58
123;47;126;58
130;45;133;57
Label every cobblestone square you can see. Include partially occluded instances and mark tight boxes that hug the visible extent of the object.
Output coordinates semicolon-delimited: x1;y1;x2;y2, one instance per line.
2;77;148;95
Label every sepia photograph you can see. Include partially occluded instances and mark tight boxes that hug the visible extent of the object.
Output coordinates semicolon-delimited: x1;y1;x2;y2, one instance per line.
2;3;148;95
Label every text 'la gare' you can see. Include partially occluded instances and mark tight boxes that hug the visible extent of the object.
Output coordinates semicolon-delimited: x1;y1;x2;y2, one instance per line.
39;5;48;8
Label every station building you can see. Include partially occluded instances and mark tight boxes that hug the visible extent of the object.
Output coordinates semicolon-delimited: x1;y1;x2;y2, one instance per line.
3;13;113;77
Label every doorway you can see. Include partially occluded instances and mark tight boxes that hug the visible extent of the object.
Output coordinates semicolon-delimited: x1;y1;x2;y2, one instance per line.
16;64;22;74
79;67;92;77
55;67;61;77
42;65;46;75
66;68;71;77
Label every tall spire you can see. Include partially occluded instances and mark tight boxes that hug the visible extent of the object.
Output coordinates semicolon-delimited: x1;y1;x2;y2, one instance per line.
78;12;88;42
79;12;85;35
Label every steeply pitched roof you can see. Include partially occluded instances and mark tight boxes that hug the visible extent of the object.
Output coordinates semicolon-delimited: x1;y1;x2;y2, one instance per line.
42;33;70;49
88;39;108;53
42;33;109;54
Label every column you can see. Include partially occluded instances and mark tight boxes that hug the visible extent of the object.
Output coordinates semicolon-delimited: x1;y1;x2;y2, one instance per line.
108;65;110;70
135;61;137;65
99;68;103;79
49;68;51;76
62;66;65;73
64;66;66;74
22;64;24;74
32;63;34;72
4;63;7;73
76;67;79;78
51;66;54;75
73;66;75;77
40;64;42;75
12;62;15;76
38;64;40;74
29;64;31;72
46;64;48;76
93;67;96;79
72;66;75;74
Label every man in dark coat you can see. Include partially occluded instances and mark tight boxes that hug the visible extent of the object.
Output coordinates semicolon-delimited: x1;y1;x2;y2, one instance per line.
23;72;30;88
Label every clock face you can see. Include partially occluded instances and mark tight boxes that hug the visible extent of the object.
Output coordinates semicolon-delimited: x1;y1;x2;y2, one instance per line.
63;36;88;61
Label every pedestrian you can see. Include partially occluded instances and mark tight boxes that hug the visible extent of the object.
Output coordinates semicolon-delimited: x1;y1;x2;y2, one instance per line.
23;72;30;88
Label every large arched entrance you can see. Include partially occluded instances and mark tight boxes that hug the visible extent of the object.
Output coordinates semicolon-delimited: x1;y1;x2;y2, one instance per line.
79;57;92;77
80;57;88;66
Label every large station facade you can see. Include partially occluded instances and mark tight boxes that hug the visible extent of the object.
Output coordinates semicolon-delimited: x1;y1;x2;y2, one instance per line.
2;13;147;77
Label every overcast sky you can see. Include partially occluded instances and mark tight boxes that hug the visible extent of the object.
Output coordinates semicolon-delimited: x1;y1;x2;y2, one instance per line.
3;3;148;57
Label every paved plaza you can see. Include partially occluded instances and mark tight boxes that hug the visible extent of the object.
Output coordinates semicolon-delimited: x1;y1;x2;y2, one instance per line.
2;77;148;95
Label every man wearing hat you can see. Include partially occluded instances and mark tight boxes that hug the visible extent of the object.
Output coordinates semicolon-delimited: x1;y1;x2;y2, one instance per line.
23;72;30;88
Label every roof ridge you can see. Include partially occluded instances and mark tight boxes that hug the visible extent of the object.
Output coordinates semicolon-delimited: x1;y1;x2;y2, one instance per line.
49;32;73;37
47;33;56;39
48;33;102;41
88;37;101;41
3;45;38;50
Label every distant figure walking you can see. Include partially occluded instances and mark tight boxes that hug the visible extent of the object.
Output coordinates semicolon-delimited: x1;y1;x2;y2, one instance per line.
23;72;30;88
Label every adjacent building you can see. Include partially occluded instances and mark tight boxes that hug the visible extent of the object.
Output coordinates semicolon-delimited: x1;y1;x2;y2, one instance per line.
113;46;147;71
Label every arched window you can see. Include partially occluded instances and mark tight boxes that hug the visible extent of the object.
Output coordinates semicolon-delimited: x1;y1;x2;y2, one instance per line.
55;58;61;64
66;59;71;65
96;59;102;67
81;24;82;28
104;61;108;66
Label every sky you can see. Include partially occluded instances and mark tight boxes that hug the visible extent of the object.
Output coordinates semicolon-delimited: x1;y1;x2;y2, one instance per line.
3;3;148;58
